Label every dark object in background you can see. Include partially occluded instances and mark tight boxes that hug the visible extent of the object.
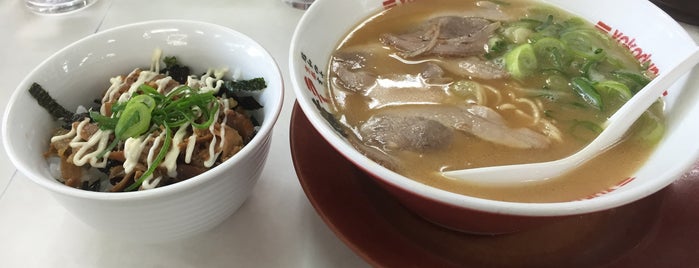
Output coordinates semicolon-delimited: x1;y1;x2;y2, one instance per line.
650;0;699;25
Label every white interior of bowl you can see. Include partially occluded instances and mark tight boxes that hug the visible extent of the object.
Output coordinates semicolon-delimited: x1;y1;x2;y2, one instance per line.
290;0;699;216
2;20;284;200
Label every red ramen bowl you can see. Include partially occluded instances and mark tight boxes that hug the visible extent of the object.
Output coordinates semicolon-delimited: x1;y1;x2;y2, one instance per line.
289;0;699;234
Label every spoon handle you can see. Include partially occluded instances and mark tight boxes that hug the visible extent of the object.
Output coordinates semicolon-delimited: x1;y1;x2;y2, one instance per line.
563;47;699;173
601;47;699;150
444;47;699;185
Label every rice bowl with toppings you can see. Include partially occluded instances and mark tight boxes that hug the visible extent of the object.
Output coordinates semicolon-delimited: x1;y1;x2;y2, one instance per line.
2;20;284;242
38;50;268;192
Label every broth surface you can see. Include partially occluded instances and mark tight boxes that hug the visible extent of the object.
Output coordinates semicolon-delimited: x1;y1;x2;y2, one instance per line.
327;0;661;202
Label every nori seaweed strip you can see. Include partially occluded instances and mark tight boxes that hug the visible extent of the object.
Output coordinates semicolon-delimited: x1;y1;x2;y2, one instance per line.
161;56;191;84
87;180;102;192
166;65;191;84
221;78;266;111
98;159;121;174
250;117;260;127
81;181;90;190
234;96;263;110
28;82;74;120
62;113;91;129
220;77;266;97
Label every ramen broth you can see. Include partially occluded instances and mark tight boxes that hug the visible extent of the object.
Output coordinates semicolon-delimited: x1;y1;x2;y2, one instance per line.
327;0;663;202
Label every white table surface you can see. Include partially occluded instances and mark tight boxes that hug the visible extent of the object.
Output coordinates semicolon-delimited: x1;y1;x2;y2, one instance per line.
1;1;698;267
0;1;368;267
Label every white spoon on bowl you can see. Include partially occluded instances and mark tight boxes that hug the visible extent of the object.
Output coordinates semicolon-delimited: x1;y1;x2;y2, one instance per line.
442;47;699;186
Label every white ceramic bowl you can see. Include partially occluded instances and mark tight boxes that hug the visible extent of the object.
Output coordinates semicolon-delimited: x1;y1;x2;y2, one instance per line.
2;20;284;242
290;0;699;233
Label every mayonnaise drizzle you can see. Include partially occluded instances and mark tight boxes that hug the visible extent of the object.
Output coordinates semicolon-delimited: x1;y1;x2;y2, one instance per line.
50;126;77;142
123;136;148;174
187;68;228;94
141;176;162;190
155;76;172;93
150;48;162;73
100;75;125;115
117;70;159;103
50;118;111;168
162;123;190;177
147;131;165;166
185;130;197;164
70;128;112;168
204;101;223;168
219;99;230;151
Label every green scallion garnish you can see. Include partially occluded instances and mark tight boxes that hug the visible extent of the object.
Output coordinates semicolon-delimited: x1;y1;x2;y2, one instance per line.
90;83;222;191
